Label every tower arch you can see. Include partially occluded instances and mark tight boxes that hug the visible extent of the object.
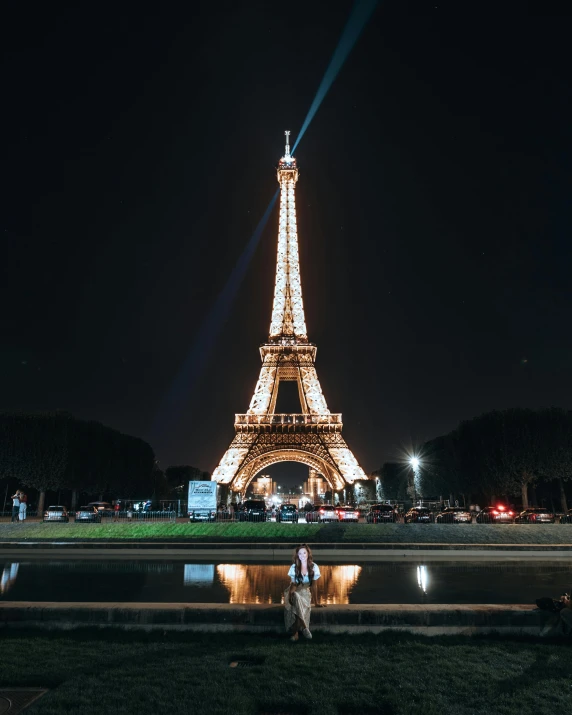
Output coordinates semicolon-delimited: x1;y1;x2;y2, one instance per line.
234;449;340;495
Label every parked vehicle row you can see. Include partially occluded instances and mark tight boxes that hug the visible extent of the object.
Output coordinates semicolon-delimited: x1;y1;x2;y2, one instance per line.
40;502;572;525
364;504;563;524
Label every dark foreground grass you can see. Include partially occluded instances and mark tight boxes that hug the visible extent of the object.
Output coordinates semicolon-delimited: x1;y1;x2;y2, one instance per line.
0;630;570;714
1;521;572;545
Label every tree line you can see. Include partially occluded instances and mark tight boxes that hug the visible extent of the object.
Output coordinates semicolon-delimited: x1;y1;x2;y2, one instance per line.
0;412;208;513
375;408;572;511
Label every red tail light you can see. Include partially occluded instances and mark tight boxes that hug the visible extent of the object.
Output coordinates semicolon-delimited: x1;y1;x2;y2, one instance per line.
492;510;499;515
319;509;324;514
508;511;514;516
497;505;505;511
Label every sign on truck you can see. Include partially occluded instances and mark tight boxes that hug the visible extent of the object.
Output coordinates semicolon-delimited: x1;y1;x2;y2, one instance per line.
188;481;217;522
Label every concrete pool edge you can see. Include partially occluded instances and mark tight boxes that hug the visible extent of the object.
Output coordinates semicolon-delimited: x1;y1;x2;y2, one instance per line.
1;541;572;553
1;546;572;560
0;602;551;636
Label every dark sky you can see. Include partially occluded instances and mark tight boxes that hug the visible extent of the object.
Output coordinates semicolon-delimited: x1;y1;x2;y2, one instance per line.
2;2;571;485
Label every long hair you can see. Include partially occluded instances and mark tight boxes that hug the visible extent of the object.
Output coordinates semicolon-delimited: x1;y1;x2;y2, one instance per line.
292;544;315;584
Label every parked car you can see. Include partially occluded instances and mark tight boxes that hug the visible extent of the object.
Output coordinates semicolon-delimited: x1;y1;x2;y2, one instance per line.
337;506;359;522
75;505;102;523
87;501;114;518
366;504;398;523
318;505;339;522
304;506;321;523
435;507;472;523
404;507;434;523
236;500;267;522
277;504;299;523
43;505;69;523
514;507;555;524
476;505;515;524
559;509;572;524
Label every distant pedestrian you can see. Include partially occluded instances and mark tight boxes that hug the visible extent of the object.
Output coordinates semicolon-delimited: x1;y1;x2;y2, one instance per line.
18;493;27;522
126;504;133;520
113;500;120;522
10;492;20;523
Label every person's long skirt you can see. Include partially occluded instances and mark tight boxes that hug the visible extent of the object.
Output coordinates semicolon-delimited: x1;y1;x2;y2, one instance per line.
284;584;311;632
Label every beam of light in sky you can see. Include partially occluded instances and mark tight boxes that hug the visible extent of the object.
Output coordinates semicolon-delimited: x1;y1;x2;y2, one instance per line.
151;190;278;438
292;0;379;154
151;1;378;445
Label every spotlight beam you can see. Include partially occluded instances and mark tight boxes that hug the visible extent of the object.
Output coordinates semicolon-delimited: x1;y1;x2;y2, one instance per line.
292;0;379;154
151;190;278;434
151;1;378;440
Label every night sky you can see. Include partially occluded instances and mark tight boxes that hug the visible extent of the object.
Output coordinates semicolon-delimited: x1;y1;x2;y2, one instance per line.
3;3;571;485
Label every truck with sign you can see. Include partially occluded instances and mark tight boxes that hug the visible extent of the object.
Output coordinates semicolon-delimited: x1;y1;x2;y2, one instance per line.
188;481;218;522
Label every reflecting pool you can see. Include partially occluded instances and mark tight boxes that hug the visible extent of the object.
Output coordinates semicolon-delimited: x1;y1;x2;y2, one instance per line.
1;560;571;604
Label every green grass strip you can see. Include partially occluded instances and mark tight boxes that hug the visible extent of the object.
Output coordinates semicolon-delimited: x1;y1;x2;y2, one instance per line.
0;521;322;541
1;521;571;544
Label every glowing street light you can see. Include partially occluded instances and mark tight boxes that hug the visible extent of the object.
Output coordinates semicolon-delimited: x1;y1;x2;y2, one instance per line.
409;456;421;505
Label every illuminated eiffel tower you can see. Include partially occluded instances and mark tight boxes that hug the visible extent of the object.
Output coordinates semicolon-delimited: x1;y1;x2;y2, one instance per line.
212;132;366;495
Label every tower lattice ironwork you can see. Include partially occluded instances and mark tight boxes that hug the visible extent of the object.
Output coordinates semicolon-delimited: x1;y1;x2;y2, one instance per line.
212;132;367;494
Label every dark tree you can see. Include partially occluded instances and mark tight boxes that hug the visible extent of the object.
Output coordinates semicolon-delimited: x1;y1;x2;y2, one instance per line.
531;408;572;512
352;479;375;504
0;412;69;513
0;412;156;510
374;462;409;502
419;408;572;508
165;465;210;497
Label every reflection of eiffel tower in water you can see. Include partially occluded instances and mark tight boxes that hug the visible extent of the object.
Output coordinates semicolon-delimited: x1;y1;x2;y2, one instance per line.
216;564;362;605
212;132;367;495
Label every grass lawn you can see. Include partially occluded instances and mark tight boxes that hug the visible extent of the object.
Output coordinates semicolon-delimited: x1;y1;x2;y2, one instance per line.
0;630;570;714
0;521;322;541
1;521;572;544
341;523;572;544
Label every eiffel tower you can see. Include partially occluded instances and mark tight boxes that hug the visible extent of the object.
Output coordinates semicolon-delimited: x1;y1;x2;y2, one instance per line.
212;132;367;495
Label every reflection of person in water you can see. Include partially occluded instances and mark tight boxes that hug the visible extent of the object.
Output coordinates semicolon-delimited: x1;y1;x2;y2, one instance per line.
284;544;324;642
0;563;20;595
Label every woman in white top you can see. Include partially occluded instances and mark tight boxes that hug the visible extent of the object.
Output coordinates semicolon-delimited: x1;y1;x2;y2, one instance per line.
18;493;27;521
284;543;322;641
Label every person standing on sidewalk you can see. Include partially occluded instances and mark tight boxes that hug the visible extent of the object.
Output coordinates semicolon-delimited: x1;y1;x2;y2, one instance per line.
18;493;27;522
10;491;20;523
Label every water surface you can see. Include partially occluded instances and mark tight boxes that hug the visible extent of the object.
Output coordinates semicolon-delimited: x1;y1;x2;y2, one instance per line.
2;560;571;604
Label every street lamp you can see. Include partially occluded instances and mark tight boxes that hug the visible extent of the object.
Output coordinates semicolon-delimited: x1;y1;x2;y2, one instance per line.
409;456;421;505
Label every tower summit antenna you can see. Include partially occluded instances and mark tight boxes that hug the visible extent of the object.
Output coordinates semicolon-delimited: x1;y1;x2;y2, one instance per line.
284;130;291;158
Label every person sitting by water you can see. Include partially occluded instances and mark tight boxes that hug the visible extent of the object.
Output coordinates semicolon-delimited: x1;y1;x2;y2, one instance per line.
284;544;324;642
